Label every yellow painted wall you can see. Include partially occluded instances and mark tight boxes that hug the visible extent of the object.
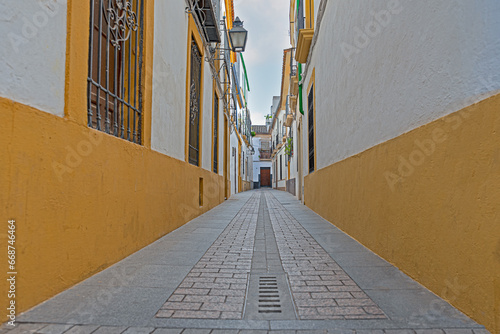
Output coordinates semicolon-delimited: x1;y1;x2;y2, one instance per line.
304;93;500;333
0;97;225;314
242;181;252;192
280;50;292;111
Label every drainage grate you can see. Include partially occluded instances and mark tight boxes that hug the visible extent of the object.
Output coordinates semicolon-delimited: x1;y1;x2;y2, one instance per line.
243;193;297;320
244;273;296;320
258;276;281;313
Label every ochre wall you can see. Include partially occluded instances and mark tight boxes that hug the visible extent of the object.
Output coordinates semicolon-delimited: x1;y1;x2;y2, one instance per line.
0;97;225;314
304;93;500;333
242;181;252;192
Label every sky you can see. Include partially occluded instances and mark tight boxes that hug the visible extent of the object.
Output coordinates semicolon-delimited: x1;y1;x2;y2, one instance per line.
232;0;291;126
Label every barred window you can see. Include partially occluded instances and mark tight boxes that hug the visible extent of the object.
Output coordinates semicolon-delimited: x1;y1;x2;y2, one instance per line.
188;40;203;166
280;154;283;180
308;84;315;173
87;0;144;144
213;93;219;173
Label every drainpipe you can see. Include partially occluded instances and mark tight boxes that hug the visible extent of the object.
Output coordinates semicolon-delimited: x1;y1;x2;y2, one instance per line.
298;63;304;115
296;0;305;115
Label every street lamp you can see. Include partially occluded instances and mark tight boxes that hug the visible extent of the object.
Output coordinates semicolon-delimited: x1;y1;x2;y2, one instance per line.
228;17;248;52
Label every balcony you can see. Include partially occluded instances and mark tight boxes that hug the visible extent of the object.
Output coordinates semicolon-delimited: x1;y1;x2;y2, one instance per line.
259;151;272;160
295;28;314;63
193;0;221;43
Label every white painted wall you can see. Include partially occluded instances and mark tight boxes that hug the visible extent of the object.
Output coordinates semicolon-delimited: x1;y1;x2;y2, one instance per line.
152;1;222;173
288;120;299;183
304;0;500;170
151;0;188;160
252;135;272;185
252;137;261;163
271;107;290;187
253;161;272;183
0;0;67;116
229;130;239;195
201;89;224;175
244;146;253;186
252;136;262;183
201;64;215;172
217;100;224;176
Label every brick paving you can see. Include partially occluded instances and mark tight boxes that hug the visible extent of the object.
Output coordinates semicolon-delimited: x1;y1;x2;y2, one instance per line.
265;193;386;321
155;193;259;320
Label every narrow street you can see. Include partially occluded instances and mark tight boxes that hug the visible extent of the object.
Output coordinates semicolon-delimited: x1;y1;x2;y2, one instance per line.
2;190;486;334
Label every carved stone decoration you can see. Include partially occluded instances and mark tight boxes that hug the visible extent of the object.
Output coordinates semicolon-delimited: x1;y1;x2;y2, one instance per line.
106;0;138;49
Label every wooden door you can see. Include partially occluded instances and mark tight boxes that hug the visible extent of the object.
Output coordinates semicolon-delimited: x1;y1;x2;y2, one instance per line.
260;167;271;187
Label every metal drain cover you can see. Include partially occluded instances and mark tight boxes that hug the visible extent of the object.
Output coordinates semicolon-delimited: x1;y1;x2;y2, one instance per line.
244;273;296;320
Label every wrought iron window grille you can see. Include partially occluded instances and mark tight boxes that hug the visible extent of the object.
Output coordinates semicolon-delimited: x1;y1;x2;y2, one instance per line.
87;0;144;144
213;93;219;173
188;40;203;166
308;84;315;173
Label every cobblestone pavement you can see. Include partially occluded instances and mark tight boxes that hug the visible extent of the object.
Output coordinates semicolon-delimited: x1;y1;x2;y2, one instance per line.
4;190;490;333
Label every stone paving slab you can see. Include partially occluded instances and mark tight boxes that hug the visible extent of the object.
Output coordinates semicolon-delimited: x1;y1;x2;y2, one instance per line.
156;194;259;320
0;325;491;333
266;193;385;321
5;190;490;333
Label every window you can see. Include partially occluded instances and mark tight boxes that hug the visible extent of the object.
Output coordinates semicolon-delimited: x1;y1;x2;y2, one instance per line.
305;0;314;29
308;84;315;173
87;0;144;144
188;39;203;166
275;160;278;182
213;92;219;173
280;154;283;180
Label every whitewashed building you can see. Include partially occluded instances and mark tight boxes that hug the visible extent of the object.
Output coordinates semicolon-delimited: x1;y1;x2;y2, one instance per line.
251;125;272;188
287;0;500;332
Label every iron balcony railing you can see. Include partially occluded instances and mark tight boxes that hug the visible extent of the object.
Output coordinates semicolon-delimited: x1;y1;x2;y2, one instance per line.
259;150;272;160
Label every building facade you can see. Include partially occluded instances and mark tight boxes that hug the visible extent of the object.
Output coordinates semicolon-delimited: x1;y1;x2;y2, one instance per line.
271;50;291;192
0;0;252;315
287;0;500;332
251;125;272;189
271;49;301;197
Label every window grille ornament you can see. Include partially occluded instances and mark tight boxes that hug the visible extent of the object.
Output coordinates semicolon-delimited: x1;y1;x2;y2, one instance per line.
190;83;199;125
190;41;202;126
107;0;138;49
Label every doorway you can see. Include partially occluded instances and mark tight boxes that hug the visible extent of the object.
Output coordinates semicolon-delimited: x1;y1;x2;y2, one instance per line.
260;167;271;187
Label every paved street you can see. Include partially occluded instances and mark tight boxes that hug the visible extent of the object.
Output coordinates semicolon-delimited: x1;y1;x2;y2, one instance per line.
2;190;489;333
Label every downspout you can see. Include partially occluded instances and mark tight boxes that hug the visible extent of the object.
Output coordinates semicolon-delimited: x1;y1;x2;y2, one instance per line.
297;0;305;115
298;63;304;115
